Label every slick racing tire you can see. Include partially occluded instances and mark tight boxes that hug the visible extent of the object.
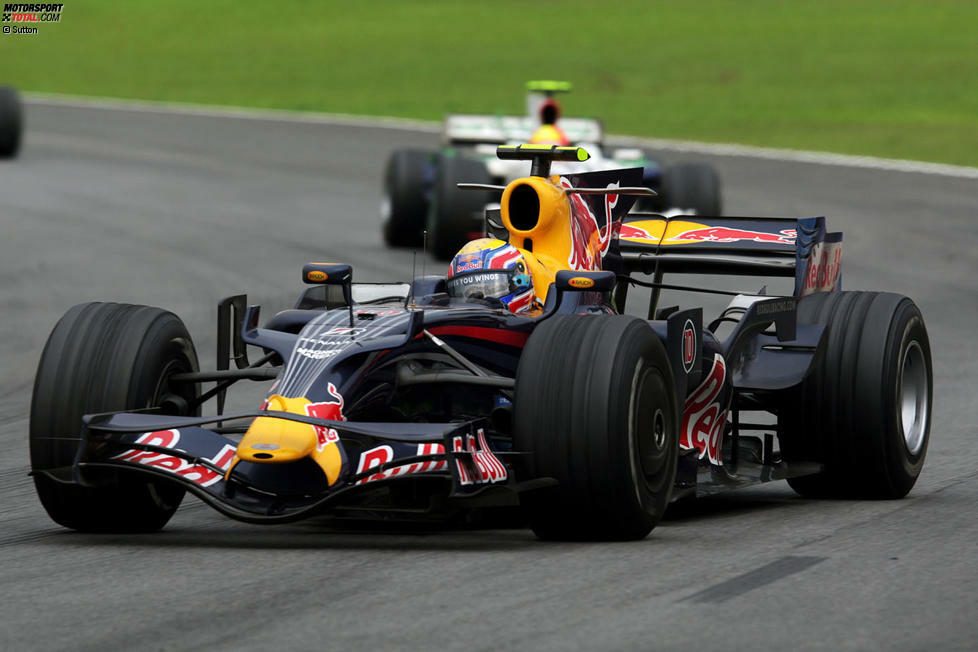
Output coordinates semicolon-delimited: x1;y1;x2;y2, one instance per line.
779;291;932;498
382;149;431;248
427;153;491;261
513;315;679;541
0;85;23;159
660;162;722;216
30;303;200;532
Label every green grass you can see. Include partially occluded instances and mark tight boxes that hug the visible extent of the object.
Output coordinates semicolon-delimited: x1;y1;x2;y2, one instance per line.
2;0;977;165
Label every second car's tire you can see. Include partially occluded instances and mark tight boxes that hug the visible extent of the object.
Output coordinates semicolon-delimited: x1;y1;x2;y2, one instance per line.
0;85;23;159
427;153;491;261
382;149;431;248
30;302;200;532
660;162;722;216
779;291;932;498
513;315;679;541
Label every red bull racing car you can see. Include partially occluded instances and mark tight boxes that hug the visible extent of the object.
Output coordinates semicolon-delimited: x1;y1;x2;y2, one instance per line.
30;145;932;541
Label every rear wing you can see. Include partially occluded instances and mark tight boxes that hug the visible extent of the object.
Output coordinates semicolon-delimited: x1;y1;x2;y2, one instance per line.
444;114;603;145
618;214;842;297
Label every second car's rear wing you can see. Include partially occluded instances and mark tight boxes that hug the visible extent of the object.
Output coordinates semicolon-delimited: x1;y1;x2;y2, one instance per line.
618;214;842;297
444;114;603;145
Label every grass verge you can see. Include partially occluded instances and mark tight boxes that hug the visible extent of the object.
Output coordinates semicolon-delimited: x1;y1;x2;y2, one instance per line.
2;0;976;165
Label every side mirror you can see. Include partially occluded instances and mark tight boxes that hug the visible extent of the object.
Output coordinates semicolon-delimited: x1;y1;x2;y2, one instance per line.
302;263;352;285
302;263;353;320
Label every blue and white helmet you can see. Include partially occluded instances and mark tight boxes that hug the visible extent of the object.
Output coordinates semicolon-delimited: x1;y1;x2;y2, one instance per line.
446;238;535;313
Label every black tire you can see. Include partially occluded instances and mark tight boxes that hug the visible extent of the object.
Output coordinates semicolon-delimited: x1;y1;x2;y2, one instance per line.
427;153;491;261
30;302;200;532
513;315;679;541
660;162;722;216
0;85;23;159
779;291;932;498
382;149;431;248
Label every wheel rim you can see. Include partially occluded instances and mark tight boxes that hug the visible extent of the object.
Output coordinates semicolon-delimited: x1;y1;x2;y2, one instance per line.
151;343;196;416
629;365;670;500
899;340;929;456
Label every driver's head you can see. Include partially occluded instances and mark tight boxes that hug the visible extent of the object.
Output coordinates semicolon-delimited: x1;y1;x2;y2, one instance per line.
446;238;535;314
530;99;568;145
539;99;561;125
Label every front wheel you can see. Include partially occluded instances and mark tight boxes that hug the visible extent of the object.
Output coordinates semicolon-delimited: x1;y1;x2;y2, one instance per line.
427;153;491;261
513;315;679;541
382;149;431;248
0;85;23;159
30;302;199;532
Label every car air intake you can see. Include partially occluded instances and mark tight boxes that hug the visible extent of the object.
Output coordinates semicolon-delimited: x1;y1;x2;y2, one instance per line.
507;183;540;231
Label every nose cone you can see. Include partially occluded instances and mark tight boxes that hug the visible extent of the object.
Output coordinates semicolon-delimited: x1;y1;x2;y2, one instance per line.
231;395;344;486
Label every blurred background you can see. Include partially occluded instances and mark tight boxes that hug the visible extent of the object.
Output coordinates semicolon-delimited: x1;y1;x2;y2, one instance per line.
2;0;977;165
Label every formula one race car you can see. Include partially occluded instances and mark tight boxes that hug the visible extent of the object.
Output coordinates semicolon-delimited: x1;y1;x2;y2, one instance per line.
382;81;722;260
30;146;931;541
0;85;23;159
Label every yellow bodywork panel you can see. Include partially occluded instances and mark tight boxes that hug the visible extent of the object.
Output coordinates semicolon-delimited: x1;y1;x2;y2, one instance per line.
619;219;711;245
499;175;575;303
228;394;344;486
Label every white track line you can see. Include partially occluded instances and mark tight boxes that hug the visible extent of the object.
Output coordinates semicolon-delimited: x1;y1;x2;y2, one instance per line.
25;92;978;179
25;92;441;133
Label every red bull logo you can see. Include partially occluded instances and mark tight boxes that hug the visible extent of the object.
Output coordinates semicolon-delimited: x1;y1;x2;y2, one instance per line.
618;219;710;245
668;227;796;245
304;382;345;452
356;442;447;485
113;430;236;488
681;353;728;465
619;223;655;241
800;240;842;296
561;177;619;270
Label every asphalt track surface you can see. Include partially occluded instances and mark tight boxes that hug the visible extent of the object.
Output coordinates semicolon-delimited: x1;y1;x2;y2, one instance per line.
2;101;977;651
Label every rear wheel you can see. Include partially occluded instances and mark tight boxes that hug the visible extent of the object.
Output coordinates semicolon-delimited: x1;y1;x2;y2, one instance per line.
660;162;722;216
30;302;199;532
514;315;678;541
382;149;431;248
427;153;491;261
779;291;932;498
0;86;23;159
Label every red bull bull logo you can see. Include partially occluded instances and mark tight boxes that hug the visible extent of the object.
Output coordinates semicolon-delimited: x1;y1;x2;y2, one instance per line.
619;223;655;241
304;382;345;452
668;227;796;245
561;177;620;270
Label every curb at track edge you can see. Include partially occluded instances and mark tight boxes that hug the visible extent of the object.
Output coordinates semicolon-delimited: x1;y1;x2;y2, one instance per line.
23;92;978;180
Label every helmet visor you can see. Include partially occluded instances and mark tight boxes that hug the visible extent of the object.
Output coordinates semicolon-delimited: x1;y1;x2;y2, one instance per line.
446;270;514;301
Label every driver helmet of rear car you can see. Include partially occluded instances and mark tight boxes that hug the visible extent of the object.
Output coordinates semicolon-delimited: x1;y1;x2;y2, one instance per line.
446;238;536;314
529;99;569;146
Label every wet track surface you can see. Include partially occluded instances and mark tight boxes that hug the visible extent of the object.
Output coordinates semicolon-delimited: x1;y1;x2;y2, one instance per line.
1;101;977;650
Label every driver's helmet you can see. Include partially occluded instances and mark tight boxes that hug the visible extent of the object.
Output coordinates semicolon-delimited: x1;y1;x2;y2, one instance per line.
446;238;535;313
530;99;569;145
539;98;561;125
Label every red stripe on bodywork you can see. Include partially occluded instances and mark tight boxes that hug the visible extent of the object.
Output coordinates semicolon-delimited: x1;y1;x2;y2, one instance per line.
424;326;529;348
